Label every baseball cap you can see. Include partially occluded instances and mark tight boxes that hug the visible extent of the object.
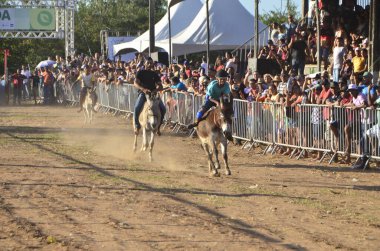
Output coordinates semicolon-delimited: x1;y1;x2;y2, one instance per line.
216;70;229;78
348;84;358;91
363;72;373;78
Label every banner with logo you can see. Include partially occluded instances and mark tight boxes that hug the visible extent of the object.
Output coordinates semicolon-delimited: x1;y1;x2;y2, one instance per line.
0;8;56;31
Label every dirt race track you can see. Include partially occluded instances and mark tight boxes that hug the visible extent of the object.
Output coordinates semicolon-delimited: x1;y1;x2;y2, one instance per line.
1;105;380;251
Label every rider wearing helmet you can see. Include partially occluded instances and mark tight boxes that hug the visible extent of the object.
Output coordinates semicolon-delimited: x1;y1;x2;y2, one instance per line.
77;65;97;112
133;58;166;135
187;69;231;129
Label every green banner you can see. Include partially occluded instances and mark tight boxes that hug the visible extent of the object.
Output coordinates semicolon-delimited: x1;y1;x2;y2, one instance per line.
0;8;56;31
30;9;55;30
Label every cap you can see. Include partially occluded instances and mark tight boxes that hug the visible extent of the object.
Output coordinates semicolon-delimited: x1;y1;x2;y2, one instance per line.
348;84;358;90
355;47;361;51
273;75;281;82
117;76;124;81
216;70;229;78
363;72;373;78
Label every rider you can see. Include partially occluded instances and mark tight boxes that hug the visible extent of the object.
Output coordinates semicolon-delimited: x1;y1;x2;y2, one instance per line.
77;65;98;113
187;69;231;129
133;57;166;136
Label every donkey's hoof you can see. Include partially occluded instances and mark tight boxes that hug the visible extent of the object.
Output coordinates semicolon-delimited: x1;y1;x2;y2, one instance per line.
225;170;231;176
210;171;220;177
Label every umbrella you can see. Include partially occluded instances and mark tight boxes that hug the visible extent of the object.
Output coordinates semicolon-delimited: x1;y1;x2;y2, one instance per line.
36;60;56;69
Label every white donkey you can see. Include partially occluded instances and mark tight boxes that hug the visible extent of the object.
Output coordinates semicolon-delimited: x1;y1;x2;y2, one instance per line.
133;91;162;162
82;87;96;124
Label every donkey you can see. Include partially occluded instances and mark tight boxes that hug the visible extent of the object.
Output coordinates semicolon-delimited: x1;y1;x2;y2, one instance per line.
133;91;162;162
196;94;234;176
82;87;96;124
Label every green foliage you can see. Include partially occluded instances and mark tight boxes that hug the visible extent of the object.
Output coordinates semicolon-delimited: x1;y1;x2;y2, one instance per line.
260;0;299;26
1;0;167;73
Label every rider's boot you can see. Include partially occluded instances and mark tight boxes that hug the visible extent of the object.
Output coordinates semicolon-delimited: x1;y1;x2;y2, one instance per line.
187;120;199;130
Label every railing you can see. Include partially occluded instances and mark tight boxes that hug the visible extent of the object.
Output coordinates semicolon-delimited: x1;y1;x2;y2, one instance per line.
62;82;380;167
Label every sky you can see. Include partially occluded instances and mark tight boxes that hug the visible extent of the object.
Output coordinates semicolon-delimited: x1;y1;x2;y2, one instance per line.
239;0;301;14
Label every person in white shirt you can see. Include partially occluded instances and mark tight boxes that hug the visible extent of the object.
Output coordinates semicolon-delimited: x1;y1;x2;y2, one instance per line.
21;65;31;100
200;56;208;76
332;37;347;82
270;22;280;44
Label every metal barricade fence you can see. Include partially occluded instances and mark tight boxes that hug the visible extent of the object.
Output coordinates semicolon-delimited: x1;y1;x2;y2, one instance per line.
232;99;251;141
162;91;179;125
365;108;380;160
176;92;194;127
62;83;380;163
297;104;332;154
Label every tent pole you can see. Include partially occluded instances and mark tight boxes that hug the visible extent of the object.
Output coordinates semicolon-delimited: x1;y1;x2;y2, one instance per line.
206;0;210;68
149;0;155;56
253;0;259;59
168;6;172;64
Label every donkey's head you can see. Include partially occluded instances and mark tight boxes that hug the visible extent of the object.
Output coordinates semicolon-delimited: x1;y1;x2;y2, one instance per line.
145;91;161;130
219;93;234;141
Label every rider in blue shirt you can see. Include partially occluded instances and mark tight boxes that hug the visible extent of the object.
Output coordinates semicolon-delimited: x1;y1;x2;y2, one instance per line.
187;70;231;129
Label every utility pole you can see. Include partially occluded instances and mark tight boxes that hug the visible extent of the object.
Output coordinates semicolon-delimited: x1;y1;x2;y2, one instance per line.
149;0;155;56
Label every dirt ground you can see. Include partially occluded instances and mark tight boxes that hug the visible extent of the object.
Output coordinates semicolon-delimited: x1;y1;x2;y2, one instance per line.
0;105;380;251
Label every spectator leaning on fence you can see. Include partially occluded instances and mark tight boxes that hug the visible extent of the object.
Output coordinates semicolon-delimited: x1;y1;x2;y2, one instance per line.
347;83;368;170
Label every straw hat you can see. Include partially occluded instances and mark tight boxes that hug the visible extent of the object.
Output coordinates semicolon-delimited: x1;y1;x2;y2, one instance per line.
273;75;281;82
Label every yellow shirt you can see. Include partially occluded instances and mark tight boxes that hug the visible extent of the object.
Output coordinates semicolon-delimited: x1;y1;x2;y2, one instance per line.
352;56;366;73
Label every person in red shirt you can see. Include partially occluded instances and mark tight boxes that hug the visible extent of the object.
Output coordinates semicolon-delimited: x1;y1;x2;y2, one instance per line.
11;69;26;105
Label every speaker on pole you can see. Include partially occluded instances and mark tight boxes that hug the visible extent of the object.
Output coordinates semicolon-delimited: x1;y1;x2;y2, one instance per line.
151;52;169;66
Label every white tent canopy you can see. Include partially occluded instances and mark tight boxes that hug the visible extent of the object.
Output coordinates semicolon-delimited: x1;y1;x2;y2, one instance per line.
114;0;202;55
155;0;267;56
114;0;268;57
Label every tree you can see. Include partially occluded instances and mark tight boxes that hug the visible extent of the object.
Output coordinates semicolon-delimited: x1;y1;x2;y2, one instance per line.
0;0;168;72
260;0;300;26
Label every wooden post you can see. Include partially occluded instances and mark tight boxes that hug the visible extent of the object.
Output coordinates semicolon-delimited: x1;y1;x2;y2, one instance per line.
149;0;155;56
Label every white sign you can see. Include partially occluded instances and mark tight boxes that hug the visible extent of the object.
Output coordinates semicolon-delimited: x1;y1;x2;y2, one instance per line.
0;9;15;30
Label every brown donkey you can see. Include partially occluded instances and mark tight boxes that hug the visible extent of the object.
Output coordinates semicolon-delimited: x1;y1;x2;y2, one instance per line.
196;94;234;177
